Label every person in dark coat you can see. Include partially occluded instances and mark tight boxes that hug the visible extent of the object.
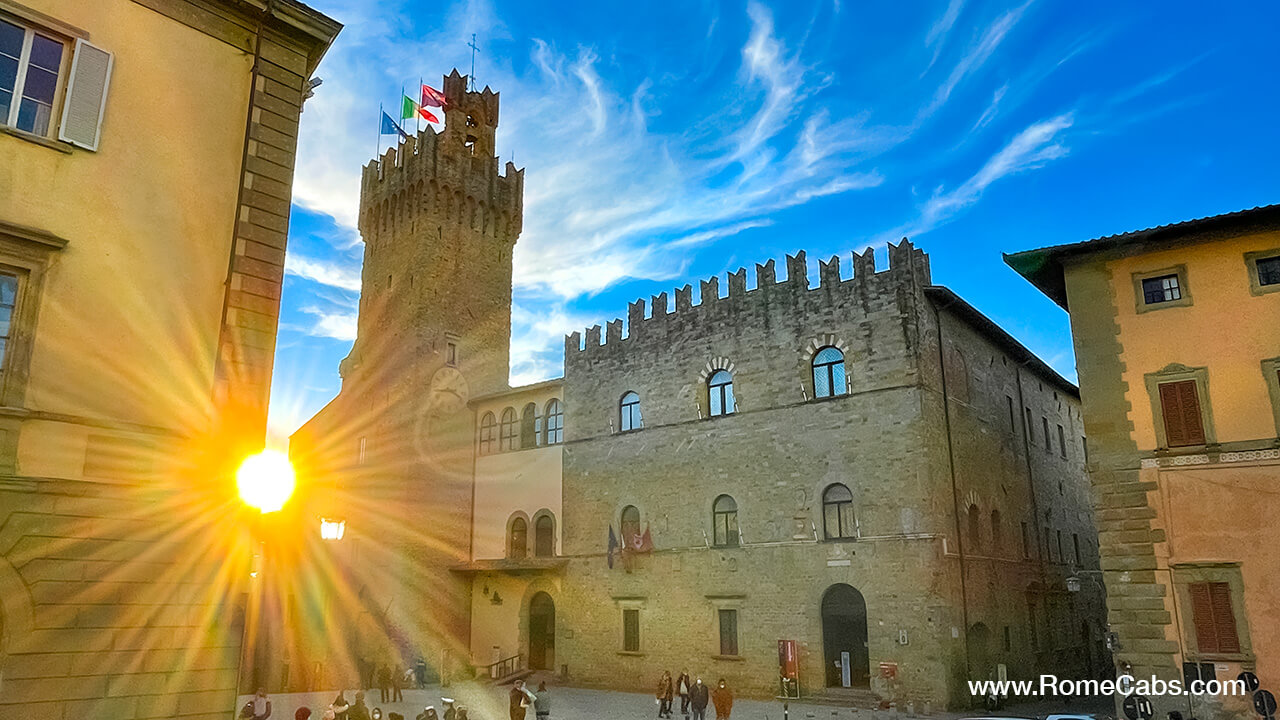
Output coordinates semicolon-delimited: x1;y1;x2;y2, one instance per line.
509;679;535;720
676;669;692;717
710;679;733;719
655;671;674;718
378;664;392;703
689;677;710;720
392;664;405;702
349;691;371;720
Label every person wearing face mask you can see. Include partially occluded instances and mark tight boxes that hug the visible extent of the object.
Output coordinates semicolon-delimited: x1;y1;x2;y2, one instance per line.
688;677;710;720
676;669;692;717
710;678;733;719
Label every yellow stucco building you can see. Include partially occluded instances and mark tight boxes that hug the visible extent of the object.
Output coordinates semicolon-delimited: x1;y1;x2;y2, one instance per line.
0;0;338;717
1007;204;1280;719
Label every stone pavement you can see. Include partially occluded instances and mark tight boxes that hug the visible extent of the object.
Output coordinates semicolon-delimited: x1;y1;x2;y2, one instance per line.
237;683;1113;720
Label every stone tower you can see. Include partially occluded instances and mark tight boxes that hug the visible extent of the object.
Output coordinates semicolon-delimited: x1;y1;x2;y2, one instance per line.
344;68;523;397
295;70;523;668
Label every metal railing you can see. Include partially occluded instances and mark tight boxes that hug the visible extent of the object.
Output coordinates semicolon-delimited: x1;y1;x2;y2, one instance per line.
479;653;523;680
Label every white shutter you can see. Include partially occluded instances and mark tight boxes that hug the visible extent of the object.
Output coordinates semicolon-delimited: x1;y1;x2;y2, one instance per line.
58;38;113;151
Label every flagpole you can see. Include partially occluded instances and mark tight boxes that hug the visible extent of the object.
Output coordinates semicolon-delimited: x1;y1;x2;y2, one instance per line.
376;102;382;162
417;75;423;134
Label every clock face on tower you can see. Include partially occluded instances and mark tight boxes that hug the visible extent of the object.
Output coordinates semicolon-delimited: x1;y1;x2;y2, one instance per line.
428;366;469;416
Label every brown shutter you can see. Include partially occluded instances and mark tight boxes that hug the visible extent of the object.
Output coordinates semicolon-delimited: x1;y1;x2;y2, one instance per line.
1189;583;1218;653
1178;382;1206;445
1190;582;1241;655
1209;583;1240;653
1160;380;1205;447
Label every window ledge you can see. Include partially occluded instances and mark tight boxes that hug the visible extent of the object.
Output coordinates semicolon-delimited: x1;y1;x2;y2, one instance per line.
822;537;859;544
616;651;646;657
1186;652;1255;664
1;125;73;154
711;655;744;662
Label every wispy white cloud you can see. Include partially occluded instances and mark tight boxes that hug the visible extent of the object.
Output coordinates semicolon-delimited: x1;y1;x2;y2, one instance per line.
921;1;1031;119
286;254;363;293
885;112;1074;239
972;82;1008;130
924;0;966;71
299;306;359;342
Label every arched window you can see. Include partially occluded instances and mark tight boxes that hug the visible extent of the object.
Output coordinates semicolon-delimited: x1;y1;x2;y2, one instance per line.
812;346;846;399
499;407;517;451
968;505;982;549
509;517;527;559
712;494;739;547
521;402;539;449
544;399;563;444
478;412;497;454
534;514;555;557
990;509;1003;553
620;505;641;544
822;484;855;540
708;370;735;417
620;391;642;432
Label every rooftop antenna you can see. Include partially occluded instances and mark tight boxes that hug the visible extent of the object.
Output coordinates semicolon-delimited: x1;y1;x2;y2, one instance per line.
467;33;480;91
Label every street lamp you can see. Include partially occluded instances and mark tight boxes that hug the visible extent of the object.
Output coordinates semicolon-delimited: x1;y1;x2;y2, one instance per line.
320;518;346;540
236;450;295;513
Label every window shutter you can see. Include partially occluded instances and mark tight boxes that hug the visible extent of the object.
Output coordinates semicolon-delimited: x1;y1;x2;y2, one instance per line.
1209;583;1240;653
1189;583;1217;653
58;39;114;151
1178;382;1206;445
1160;380;1205;447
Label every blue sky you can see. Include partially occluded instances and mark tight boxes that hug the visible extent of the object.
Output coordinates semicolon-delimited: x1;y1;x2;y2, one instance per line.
267;0;1280;442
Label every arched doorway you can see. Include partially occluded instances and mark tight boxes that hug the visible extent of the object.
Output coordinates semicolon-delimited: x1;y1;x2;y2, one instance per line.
821;584;869;688
528;592;555;671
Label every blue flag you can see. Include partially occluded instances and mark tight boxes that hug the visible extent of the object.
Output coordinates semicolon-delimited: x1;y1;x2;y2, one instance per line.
607;525;618;568
380;111;409;140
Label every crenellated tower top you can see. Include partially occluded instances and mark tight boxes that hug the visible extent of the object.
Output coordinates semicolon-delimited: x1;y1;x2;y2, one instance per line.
343;70;523;397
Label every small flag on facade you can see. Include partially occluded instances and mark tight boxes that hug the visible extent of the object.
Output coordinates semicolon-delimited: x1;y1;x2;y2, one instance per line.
638;524;654;553
607;525;618;568
421;84;447;108
380;111;409;140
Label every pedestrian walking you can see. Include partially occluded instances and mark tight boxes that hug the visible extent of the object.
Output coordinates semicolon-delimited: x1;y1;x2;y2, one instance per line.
331;691;350;720
676;669;692;717
378;664;392;703
416;706;438;720
655;671;674;718
392;664;405;702
689;677;710;720
711;678;733;720
441;698;456;720
509;678;536;720
533;681;550;720
415;658;428;688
